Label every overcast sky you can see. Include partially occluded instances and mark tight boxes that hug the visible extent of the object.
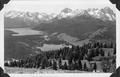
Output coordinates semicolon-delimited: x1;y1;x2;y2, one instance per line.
5;0;115;14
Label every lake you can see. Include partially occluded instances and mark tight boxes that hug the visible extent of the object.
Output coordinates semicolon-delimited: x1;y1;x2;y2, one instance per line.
5;28;72;51
5;28;46;36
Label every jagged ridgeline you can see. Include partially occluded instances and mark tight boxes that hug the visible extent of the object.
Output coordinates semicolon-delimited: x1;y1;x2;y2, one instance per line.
4;6;116;73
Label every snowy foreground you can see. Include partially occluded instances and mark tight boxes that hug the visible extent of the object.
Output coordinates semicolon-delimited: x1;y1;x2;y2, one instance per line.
5;67;91;74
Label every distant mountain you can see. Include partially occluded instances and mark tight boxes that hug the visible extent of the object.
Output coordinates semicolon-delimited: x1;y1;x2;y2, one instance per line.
4;7;116;60
4;11;57;28
4;7;115;28
34;6;115;43
56;7;115;21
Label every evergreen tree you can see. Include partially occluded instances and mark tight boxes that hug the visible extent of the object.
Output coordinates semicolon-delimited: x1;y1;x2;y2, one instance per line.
78;60;82;70
112;59;116;64
74;61;79;70
58;58;62;69
100;49;104;56
68;55;73;65
93;63;97;72
104;43;107;48
63;62;68;70
41;56;48;69
53;60;57;70
108;52;110;56
114;48;116;54
84;63;87;71
49;60;52;66
110;42;113;48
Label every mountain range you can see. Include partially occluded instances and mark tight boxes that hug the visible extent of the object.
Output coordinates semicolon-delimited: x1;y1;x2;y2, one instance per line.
33;7;116;42
4;7;115;28
4;6;116;60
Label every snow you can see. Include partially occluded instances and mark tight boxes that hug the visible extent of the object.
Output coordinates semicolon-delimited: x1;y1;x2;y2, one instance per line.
106;13;112;21
5;7;115;21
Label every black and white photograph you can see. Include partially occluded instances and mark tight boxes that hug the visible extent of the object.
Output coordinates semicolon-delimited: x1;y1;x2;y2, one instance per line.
3;0;116;74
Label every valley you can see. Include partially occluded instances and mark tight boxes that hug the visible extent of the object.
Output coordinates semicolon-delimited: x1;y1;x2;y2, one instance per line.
4;28;71;60
4;6;116;73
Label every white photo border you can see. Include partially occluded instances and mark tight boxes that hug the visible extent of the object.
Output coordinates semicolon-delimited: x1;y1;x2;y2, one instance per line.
0;0;119;77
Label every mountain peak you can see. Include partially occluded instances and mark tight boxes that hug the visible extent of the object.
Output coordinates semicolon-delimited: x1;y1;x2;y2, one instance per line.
101;6;114;14
5;6;115;25
103;6;112;10
61;8;73;13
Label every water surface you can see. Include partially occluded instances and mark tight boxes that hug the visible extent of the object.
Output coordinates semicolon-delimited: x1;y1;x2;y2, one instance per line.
5;28;45;36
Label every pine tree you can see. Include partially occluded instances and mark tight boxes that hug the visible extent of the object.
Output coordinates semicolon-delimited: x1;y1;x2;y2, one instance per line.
74;61;79;70
96;48;99;56
110;42;113;48
41;56;48;69
49;60;52;66
108;52;110;56
78;60;82;70
84;63;87;71
53;60;57;70
104;43;107;48
114;48;116;54
59;58;62;69
63;62;68;70
93;63;97;72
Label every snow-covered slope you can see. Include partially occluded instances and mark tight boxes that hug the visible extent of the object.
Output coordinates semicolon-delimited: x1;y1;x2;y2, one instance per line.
4;6;115;28
57;7;115;21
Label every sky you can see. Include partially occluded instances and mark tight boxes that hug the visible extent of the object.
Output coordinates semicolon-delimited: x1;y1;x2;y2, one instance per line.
4;0;116;14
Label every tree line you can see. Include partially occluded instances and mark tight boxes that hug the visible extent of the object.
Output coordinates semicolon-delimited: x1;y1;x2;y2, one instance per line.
5;41;116;72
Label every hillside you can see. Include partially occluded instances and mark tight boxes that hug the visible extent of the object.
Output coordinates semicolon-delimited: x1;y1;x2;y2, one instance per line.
4;7;116;60
4;30;44;60
34;15;115;41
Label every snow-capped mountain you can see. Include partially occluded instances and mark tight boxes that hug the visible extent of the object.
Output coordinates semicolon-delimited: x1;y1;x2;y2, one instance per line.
5;7;116;60
4;7;115;28
57;8;88;19
87;7;115;21
5;11;56;24
57;7;115;21
4;11;57;28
